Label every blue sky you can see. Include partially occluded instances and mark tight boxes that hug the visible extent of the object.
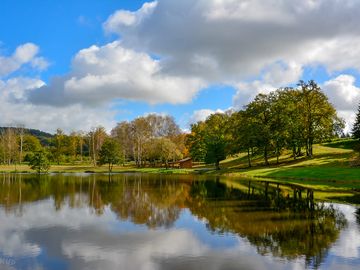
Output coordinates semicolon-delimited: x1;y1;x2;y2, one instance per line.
1;0;360;132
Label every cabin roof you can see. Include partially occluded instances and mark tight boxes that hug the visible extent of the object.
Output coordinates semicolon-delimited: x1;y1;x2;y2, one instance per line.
179;157;192;163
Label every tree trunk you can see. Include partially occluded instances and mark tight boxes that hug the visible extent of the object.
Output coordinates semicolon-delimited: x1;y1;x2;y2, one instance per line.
264;146;269;166
247;148;251;167
215;160;220;170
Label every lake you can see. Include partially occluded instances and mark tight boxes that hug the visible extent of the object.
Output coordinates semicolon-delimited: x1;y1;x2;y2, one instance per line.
0;173;359;270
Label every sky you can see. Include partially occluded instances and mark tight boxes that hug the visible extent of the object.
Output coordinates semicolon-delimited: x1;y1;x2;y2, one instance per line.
1;0;360;133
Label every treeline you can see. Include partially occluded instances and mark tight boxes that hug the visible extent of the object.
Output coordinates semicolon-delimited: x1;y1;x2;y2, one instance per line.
0;80;345;169
187;80;344;169
0;114;188;168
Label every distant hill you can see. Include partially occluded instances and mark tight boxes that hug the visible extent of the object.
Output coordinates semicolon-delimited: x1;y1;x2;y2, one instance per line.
0;127;54;145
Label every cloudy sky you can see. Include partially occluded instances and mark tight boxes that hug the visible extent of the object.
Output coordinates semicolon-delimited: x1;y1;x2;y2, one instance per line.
1;0;360;133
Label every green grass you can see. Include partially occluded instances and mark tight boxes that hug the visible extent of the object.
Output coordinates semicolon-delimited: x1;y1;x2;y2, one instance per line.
1;139;359;193
0;163;195;175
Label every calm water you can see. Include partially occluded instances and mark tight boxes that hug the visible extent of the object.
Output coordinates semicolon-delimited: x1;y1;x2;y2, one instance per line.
0;173;359;270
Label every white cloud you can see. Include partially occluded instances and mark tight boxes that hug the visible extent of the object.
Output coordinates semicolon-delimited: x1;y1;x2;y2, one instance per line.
0;43;48;77
0;77;116;133
29;41;205;107
101;0;360;129
103;2;158;32
233;61;303;109
104;0;360;82
323;75;360;111
189;109;225;124
5;0;360;131
322;75;360;132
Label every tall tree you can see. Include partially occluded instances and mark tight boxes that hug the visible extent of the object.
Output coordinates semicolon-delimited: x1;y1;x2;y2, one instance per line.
88;126;107;166
131;118;152;167
186;121;207;162
298;80;339;157
352;102;360;139
111;121;133;164
53;128;65;164
228;111;258;167
245;94;273;165
203;113;229;170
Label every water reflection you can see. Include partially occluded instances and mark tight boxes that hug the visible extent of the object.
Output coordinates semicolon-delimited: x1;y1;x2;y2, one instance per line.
0;173;358;270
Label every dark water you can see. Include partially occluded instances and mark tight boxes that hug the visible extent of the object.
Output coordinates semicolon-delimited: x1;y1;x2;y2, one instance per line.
0;173;359;270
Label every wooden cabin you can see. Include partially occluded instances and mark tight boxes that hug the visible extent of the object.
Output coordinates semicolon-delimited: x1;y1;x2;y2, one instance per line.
169;157;193;169
179;157;192;168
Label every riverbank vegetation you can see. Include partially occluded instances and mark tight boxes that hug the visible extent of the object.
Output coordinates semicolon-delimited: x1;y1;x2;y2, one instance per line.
0;80;359;187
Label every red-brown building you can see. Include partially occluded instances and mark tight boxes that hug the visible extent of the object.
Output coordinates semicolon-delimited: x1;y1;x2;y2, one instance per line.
169;157;193;169
179;157;193;168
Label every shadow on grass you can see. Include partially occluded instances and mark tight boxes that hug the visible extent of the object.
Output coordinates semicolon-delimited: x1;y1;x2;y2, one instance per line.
322;139;358;150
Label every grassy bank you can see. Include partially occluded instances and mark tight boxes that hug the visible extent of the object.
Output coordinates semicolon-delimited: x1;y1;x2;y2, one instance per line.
0;139;359;203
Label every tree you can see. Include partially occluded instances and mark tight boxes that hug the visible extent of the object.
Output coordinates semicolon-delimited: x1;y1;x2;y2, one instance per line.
88;126;107;166
186;122;207;162
111;121;133;164
298;80;338;157
98;138;123;173
52;128;65;164
0;127;19;165
352;102;360;139
131;118;152;167
245;94;273;165
203;113;229;170
29;151;50;174
228;111;258;167
23;134;42;152
156;138;182;169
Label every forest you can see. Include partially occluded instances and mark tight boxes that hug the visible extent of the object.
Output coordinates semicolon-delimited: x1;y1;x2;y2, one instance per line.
0;80;355;171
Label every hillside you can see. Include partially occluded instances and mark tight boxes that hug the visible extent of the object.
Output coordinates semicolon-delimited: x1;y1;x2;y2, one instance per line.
0;127;53;145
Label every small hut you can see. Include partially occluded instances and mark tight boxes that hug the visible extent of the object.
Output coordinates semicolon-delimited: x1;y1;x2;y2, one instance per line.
169;157;193;169
179;157;193;169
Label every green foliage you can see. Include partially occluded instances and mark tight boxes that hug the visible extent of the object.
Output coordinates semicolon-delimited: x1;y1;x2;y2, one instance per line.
188;113;229;169
352;102;360;140
23;134;42;152
186;122;207;162
145;137;182;168
203;113;229;169
186;80;343;170
98;138;123;172
29;151;50;174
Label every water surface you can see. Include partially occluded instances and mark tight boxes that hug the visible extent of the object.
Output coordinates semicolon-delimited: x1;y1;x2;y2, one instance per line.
0;173;359;270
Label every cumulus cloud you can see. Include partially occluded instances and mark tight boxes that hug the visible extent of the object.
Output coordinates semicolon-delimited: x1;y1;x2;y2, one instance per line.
233;61;303;109
323;75;360;111
0;77;116;133
5;0;360;131
323;75;360;132
29;41;205;107
103;1;157;31
189;109;225;124
0;43;48;76
104;0;360;81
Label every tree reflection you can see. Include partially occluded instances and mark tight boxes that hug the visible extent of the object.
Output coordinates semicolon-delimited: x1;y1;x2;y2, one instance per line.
0;173;347;267
187;180;346;269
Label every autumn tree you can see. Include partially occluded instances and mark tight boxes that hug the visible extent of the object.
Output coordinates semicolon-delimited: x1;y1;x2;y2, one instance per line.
88;126;107;166
131;117;152;167
0;128;19;165
111;121;133;164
